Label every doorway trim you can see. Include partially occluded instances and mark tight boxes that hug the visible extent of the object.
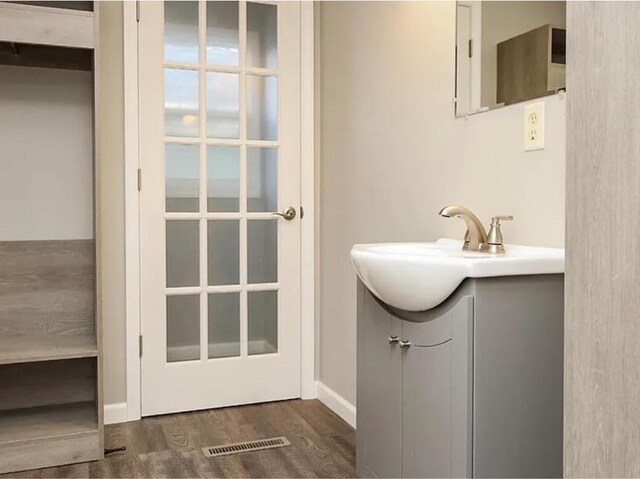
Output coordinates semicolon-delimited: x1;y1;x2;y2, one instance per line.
121;1;316;422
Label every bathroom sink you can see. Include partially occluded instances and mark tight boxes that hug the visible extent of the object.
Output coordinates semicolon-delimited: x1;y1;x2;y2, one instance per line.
350;238;564;311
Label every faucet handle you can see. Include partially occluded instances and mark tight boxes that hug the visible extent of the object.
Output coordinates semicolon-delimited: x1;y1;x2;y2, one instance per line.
481;215;513;254
488;215;513;243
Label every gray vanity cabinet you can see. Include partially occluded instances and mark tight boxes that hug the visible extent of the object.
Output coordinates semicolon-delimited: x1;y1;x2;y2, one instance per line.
401;297;473;479
357;275;564;479
357;286;403;479
357;285;473;479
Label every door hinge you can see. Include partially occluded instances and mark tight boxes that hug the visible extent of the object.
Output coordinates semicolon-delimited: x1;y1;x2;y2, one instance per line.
139;335;143;357
137;168;142;191
136;0;140;22
468;39;473;58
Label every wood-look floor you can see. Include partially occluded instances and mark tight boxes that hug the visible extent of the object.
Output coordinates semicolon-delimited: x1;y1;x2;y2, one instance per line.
4;400;356;479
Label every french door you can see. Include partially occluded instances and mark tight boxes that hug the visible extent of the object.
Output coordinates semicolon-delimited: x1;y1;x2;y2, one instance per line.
139;0;301;416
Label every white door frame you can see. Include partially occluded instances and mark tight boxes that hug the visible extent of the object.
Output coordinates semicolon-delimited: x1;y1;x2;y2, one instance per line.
122;1;316;422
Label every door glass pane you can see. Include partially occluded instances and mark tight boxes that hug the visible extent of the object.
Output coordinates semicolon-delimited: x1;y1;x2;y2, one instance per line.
166;144;199;212
248;290;277;355
167;294;200;362
165;68;200;137
247;2;277;69
206;1;239;66
247;75;277;141
247;147;277;212
166;220;200;287
247;220;277;284
207;146;239;212
208;220;240;286
207;72;239;139
165;1;199;63
208;292;240;359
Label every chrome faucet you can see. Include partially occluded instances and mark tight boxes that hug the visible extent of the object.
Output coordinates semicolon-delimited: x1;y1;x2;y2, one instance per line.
439;205;513;254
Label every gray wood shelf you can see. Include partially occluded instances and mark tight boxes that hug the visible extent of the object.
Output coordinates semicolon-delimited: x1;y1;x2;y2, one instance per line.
0;334;97;365
0;2;102;474
0;401;100;474
497;24;566;105
0;2;95;49
0;401;97;445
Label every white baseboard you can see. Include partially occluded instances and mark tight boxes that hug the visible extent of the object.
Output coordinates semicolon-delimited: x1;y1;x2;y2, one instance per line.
104;402;128;425
316;381;356;429
105;382;355;427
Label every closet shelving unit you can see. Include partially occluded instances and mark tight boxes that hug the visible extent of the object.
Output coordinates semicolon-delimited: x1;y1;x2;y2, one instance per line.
0;1;102;474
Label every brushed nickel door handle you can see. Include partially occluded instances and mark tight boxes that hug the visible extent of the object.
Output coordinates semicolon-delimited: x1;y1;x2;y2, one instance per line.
388;335;399;345
399;340;411;349
271;206;297;221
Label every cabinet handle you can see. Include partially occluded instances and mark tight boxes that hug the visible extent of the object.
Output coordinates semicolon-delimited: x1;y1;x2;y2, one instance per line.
388;335;399;345
399;340;411;349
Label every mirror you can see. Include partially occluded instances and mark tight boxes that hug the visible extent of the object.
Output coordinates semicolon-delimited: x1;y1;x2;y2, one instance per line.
455;1;566;117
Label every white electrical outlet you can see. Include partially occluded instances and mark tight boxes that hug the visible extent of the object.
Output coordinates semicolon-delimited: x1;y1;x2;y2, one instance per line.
524;102;545;151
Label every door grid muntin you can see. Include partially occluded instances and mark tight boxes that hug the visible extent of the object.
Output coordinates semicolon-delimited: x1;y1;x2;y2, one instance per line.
163;1;281;363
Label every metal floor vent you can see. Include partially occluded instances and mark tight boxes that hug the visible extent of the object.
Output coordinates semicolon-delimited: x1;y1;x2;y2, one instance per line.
202;437;291;458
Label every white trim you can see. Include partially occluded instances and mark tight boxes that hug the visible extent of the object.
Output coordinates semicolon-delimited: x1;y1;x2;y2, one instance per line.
312;0;322;389
123;2;141;422
457;1;482;112
123;1;316;417
104;402;128;425
469;1;482;111
316;381;357;429
300;1;316;400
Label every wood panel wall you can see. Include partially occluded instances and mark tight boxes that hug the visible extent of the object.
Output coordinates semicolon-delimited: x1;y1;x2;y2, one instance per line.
565;2;640;476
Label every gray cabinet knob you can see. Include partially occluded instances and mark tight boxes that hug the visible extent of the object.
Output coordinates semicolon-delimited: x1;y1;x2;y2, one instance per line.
399;340;411;349
388;335;399;345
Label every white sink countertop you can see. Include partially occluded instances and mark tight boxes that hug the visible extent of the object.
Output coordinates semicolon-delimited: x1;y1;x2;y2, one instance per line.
350;238;565;312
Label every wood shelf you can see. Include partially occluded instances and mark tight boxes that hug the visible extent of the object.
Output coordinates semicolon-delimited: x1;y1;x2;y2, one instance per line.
0;402;100;474
0;401;97;445
497;24;566;105
0;1;101;472
0;2;94;49
0;334;97;365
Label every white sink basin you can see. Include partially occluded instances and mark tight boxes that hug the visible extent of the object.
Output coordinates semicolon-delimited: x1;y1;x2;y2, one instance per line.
350;238;565;312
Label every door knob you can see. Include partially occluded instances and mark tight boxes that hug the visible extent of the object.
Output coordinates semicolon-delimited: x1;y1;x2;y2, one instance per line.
399;340;411;349
271;206;296;221
388;335;399;345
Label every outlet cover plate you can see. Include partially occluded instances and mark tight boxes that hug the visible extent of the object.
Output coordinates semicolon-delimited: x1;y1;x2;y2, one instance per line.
524;102;545;151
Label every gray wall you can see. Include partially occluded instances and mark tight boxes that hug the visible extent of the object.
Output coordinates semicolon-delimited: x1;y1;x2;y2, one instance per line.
565;2;640;476
98;1;127;407
0;66;94;241
319;1;565;406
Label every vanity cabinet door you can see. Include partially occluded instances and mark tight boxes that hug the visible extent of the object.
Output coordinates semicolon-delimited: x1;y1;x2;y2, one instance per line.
401;296;473;479
357;285;403;479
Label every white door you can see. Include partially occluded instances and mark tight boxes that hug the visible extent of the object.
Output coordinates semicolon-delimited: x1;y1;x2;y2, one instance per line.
139;0;301;416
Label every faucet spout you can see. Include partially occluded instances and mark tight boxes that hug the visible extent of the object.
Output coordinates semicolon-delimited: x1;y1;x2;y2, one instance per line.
439;205;488;252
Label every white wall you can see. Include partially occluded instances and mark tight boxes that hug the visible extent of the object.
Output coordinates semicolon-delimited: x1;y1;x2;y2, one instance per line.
319;1;565;407
0;66;94;241
98;1;127;409
481;1;566;107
